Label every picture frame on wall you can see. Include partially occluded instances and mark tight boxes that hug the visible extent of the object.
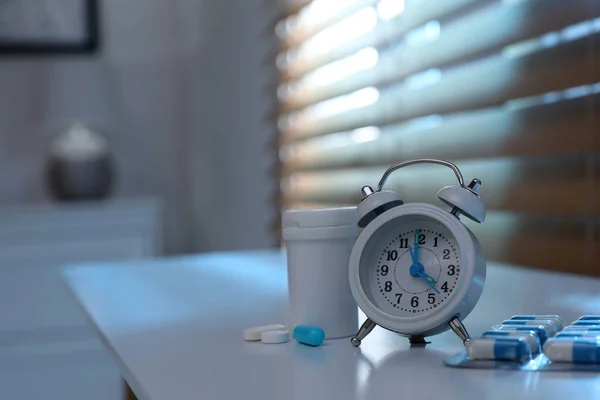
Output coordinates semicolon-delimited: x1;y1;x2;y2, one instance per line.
0;0;99;54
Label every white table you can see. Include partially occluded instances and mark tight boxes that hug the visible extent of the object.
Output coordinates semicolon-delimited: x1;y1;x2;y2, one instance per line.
63;250;600;400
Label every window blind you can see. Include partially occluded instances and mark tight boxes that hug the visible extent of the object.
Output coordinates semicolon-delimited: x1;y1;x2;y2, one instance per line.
275;0;599;274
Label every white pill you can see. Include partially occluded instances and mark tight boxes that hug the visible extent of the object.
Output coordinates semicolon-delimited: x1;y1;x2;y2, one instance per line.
261;329;290;344
244;324;286;341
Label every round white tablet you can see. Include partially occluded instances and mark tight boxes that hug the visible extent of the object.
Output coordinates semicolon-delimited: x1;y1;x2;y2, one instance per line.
261;329;290;344
243;324;286;341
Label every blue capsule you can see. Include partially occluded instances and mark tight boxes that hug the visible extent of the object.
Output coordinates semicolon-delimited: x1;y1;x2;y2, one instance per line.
293;325;325;346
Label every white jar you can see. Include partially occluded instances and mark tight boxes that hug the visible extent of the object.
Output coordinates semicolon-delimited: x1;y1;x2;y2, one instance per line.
282;207;359;339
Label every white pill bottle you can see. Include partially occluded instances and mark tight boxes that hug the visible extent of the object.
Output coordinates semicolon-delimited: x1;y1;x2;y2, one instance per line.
282;207;359;339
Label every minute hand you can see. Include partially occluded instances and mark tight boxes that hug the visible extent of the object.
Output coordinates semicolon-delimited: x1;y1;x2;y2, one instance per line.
413;229;420;263
408;245;417;264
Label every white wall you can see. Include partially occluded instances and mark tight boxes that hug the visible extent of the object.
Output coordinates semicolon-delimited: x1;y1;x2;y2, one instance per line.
190;0;281;252
0;0;280;253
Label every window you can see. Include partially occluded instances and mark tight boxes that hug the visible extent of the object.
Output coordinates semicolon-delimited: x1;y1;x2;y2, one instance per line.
275;0;599;273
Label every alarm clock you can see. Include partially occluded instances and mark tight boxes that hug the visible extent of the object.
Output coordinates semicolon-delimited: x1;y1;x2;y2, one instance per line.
348;159;486;347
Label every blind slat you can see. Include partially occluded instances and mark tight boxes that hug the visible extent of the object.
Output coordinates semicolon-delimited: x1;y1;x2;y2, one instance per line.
281;0;491;80
279;0;377;49
283;155;600;215
456;213;596;274
277;0;312;20
282;0;600;111
282;33;600;142
283;95;600;172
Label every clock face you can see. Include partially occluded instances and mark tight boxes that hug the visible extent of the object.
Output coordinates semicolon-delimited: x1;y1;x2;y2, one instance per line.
360;216;460;318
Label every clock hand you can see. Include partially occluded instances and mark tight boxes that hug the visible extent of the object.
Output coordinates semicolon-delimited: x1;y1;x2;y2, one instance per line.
413;229;420;263
408;245;417;264
418;270;437;285
418;271;441;294
409;262;440;294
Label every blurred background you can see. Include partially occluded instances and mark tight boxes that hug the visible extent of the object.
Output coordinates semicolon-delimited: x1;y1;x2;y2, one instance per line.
0;0;280;399
0;0;597;399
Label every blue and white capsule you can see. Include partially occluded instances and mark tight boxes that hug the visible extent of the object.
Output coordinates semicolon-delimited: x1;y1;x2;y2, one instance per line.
482;330;540;354
510;315;564;331
577;315;600;321
496;325;550;345
466;337;532;362
563;327;600;333
556;331;600;340
570;321;600;327
500;320;560;337
544;337;600;364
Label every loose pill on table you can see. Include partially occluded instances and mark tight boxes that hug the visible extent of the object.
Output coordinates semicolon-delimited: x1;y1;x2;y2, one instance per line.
497;326;550;345
482;330;540;354
578;315;600;321
261;329;290;344
544;337;600;364
510;315;564;331
500;320;560;337
293;325;325;346
466;337;532;362
244;324;286;341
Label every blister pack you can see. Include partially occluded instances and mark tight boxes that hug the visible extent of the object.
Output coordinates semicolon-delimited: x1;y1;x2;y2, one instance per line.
445;315;600;371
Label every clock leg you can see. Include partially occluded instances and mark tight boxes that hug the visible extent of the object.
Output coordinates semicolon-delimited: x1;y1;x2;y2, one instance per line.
351;318;377;347
448;316;471;344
